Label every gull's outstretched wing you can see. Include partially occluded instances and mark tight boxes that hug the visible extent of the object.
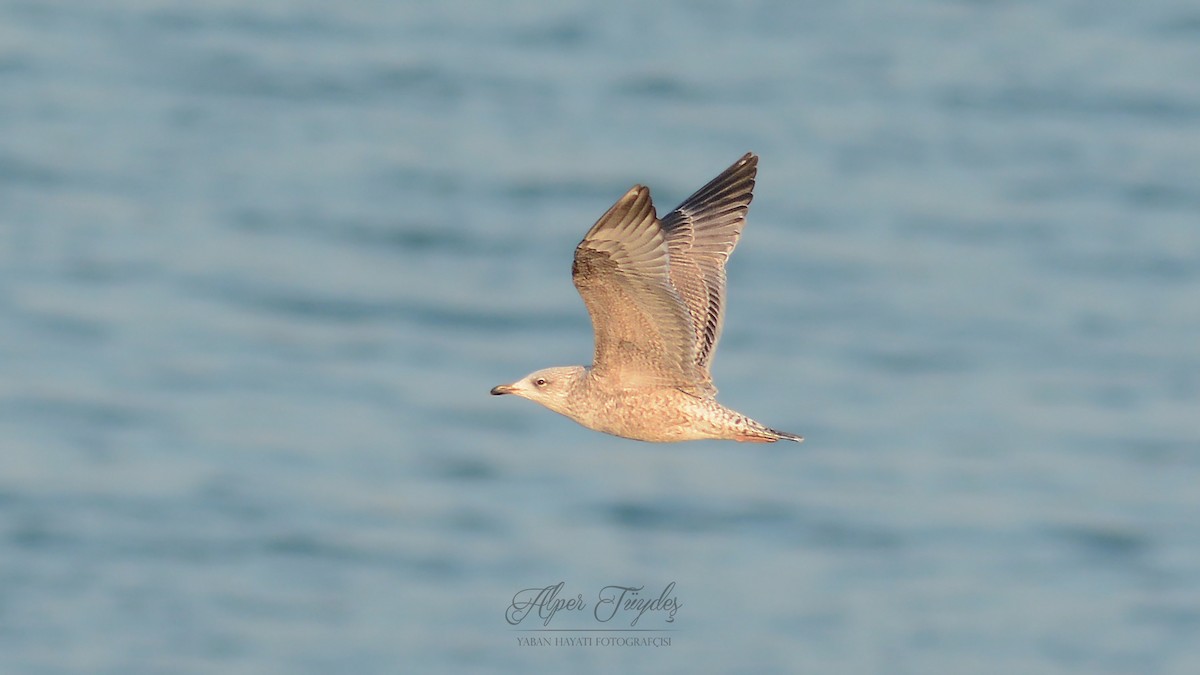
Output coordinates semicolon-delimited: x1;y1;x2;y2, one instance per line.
659;153;757;395
572;186;703;390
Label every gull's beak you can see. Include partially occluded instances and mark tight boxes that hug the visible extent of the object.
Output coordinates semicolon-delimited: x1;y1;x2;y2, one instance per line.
490;384;515;396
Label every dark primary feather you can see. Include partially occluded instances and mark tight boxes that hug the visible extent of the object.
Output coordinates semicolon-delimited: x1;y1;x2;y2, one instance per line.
660;153;758;394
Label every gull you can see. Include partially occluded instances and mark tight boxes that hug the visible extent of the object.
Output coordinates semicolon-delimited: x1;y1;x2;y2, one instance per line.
491;153;803;443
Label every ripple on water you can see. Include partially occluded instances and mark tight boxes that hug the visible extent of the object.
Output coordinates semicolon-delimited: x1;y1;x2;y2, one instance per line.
601;498;906;553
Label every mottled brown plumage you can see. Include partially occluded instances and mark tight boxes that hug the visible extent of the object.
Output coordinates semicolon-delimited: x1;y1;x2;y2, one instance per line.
491;153;802;443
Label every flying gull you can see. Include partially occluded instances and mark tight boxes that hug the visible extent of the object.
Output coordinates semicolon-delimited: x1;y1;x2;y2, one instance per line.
491;153;803;443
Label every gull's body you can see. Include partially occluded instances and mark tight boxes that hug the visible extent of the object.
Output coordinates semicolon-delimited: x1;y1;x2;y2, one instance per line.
491;153;802;443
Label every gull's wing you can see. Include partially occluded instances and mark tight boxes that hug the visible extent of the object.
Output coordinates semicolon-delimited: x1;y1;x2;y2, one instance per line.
659;153;757;394
572;186;702;390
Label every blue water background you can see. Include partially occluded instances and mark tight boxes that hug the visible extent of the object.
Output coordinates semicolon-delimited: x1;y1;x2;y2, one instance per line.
2;1;1198;673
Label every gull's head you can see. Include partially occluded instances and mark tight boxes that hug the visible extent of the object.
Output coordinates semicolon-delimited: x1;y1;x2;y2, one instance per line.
490;366;585;415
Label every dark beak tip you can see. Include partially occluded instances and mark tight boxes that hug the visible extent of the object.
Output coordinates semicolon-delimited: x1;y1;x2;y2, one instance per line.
490;385;509;396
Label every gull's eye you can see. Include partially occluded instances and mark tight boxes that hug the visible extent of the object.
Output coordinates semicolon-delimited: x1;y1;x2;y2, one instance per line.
533;378;547;387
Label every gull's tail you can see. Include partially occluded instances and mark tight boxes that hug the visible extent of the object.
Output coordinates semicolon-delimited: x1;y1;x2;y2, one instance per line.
723;407;805;444
767;428;805;443
733;421;805;443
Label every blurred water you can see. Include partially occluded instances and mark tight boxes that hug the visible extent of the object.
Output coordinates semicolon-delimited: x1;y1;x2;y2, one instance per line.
2;0;1199;673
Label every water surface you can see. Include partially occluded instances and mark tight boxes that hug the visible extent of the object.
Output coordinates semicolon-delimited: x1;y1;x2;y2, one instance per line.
2;1;1198;673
